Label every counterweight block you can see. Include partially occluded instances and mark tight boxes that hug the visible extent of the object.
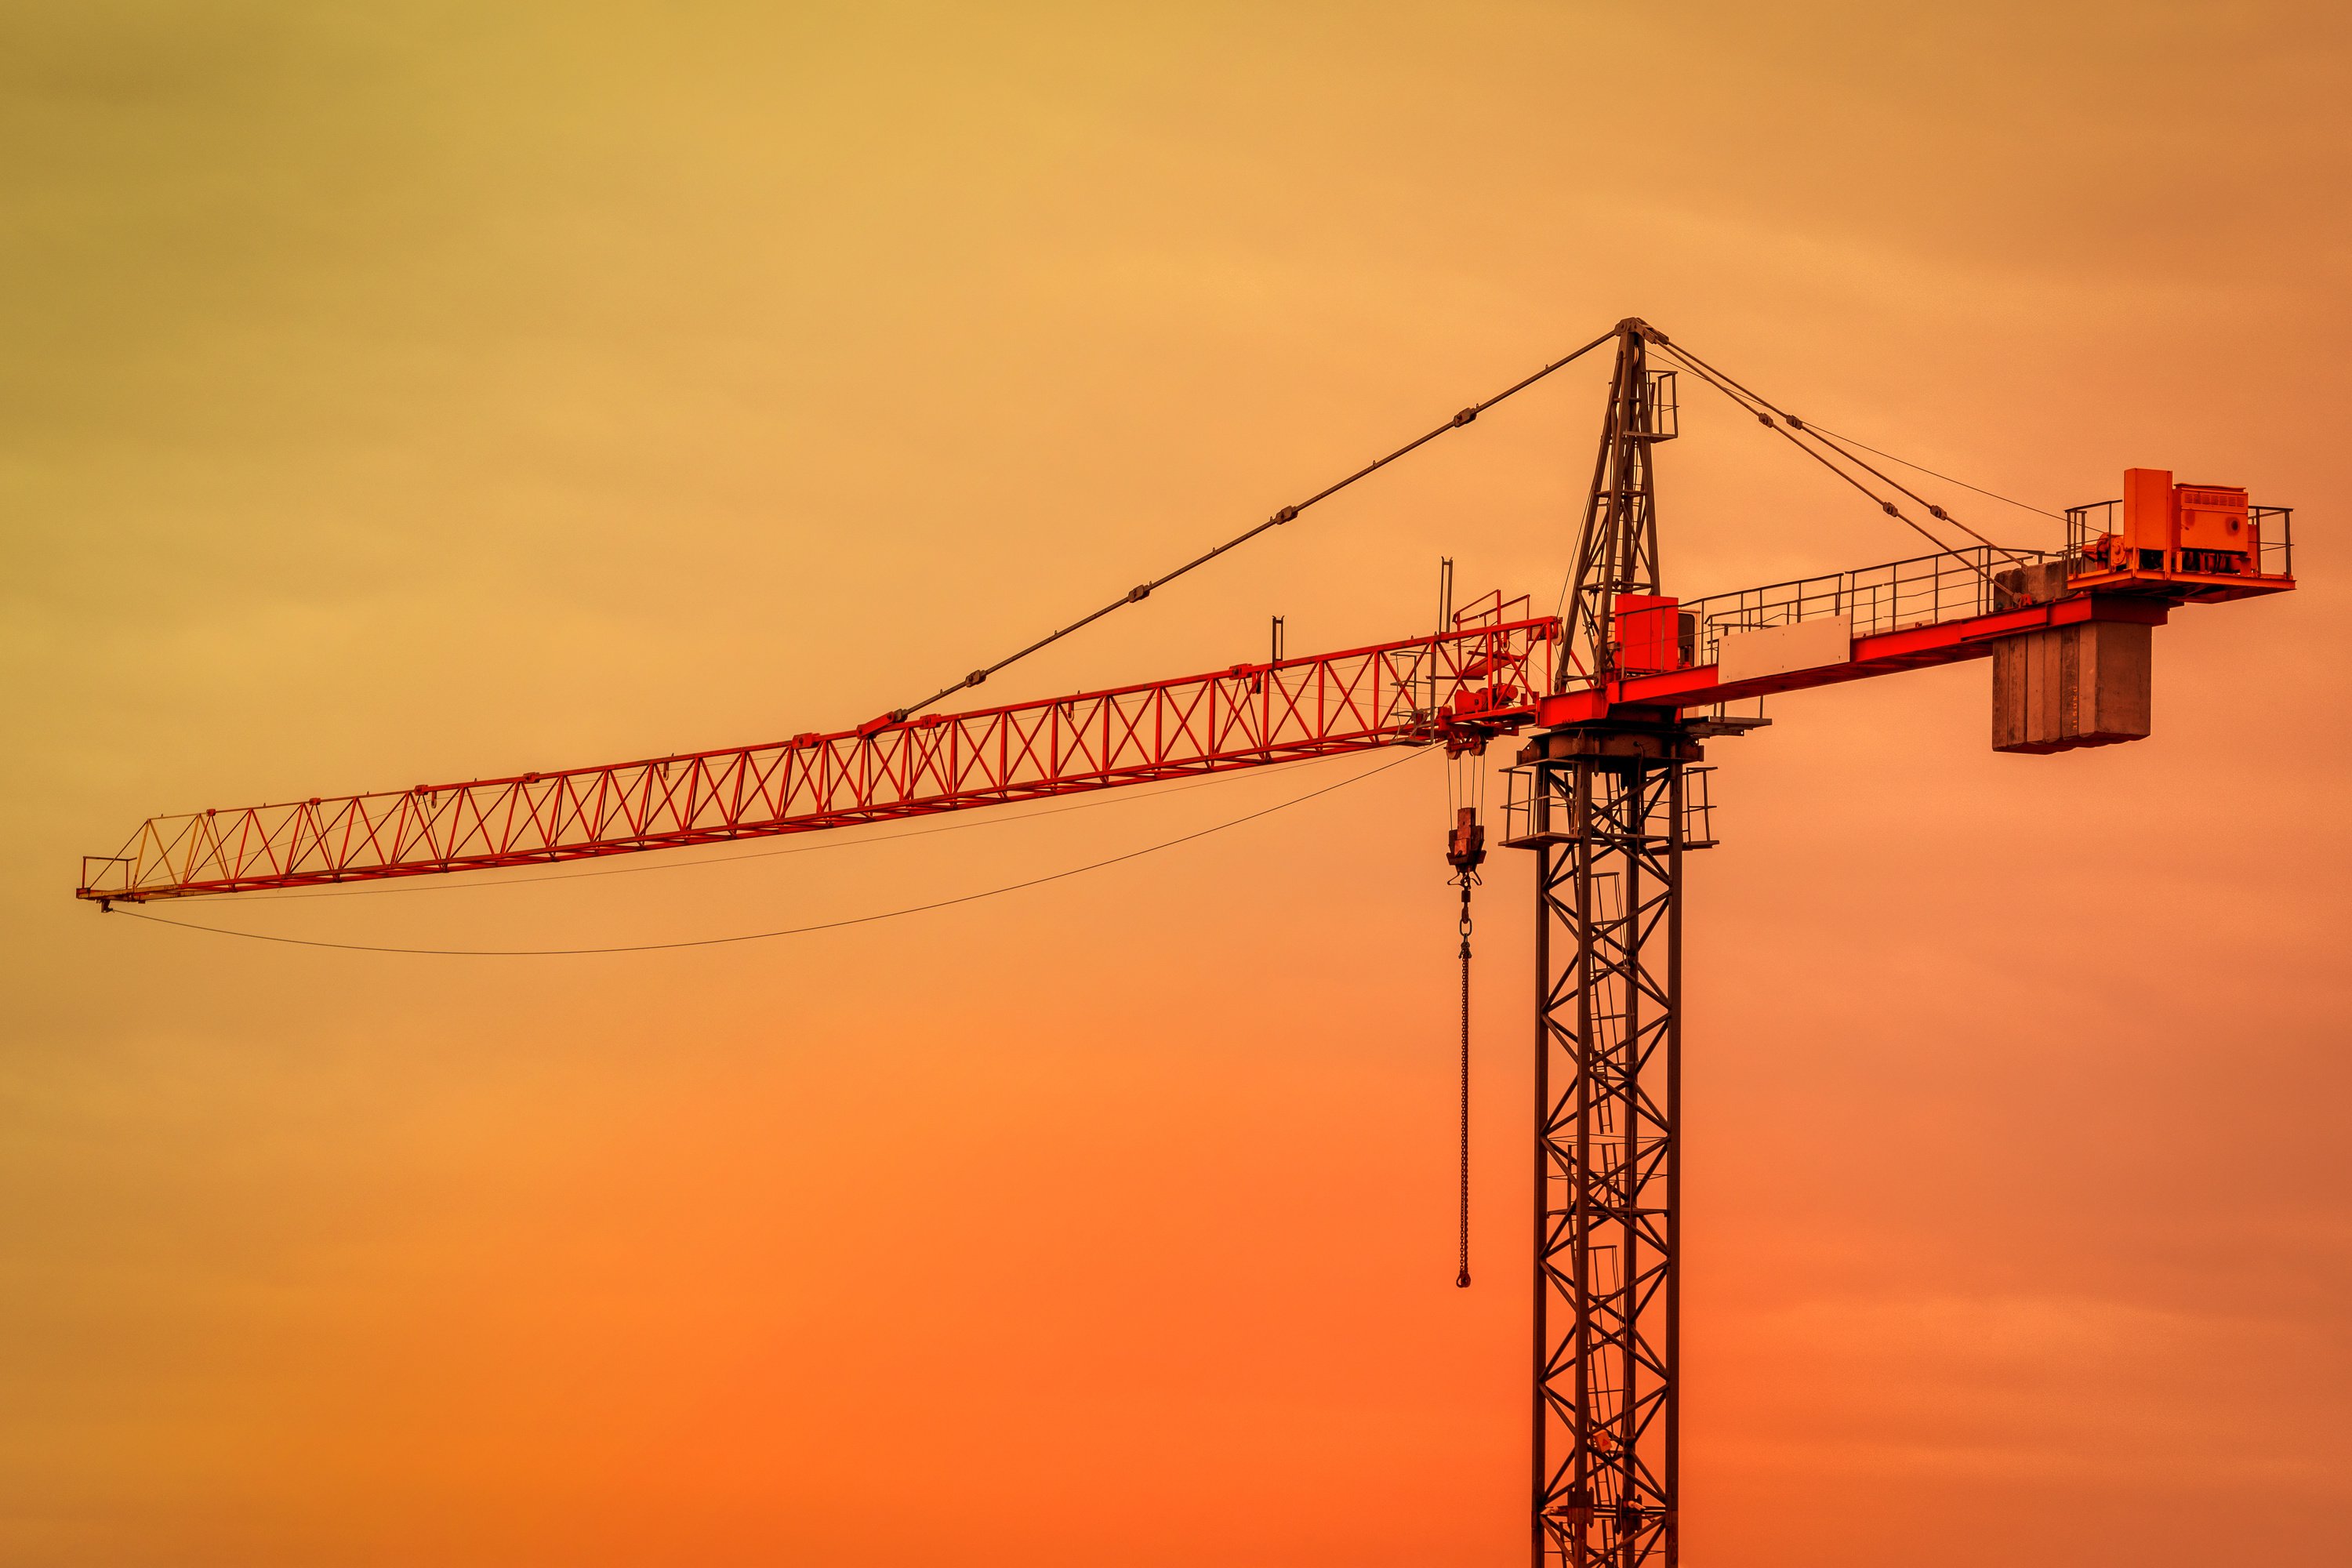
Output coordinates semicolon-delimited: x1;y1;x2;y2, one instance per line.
1991;619;2152;754
1988;557;2155;755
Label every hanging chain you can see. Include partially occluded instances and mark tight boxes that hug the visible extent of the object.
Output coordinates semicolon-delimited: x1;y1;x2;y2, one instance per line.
1457;875;1473;1289
1444;802;1486;1290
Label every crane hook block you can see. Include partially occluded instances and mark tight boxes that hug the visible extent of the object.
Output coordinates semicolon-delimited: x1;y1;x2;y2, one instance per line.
1446;807;1486;875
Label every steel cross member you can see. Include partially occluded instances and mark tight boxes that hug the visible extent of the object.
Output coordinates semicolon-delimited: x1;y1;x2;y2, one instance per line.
1516;722;1691;1567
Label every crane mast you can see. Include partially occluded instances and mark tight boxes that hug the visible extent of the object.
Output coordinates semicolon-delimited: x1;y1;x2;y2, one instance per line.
1561;321;1670;688
1519;318;1690;1566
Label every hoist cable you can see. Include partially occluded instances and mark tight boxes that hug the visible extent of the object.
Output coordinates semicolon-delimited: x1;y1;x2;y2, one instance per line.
1651;343;2003;593
107;747;1432;957
891;330;1618;723
1444;740;1482;1291
1456;877;1473;1290
1780;423;2029;564
1797;424;2067;521
1656;331;2042;540
1655;338;2027;565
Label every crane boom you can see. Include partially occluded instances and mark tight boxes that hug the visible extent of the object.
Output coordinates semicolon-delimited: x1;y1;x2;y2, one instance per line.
77;613;1558;903
74;499;2296;910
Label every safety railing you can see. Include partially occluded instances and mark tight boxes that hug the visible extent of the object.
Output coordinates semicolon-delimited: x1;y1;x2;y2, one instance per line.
1499;761;1718;851
2066;499;2294;581
1661;545;2048;677
2065;499;2119;570
2255;506;2295;578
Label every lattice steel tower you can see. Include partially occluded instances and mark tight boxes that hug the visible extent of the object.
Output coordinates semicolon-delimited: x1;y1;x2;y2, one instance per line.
1514;318;1689;1566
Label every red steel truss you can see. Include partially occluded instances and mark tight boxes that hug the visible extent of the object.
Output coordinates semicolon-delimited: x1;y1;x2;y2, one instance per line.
77;616;1558;902
75;532;2299;911
74;539;2300;909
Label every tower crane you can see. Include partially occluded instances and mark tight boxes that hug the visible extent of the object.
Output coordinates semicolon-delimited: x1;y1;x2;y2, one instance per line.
76;319;2297;1566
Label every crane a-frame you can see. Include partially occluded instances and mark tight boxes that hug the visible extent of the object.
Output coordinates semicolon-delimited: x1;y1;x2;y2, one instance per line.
78;319;2296;1565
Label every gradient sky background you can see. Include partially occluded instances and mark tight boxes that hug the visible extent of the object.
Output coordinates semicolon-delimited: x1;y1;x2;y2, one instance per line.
5;3;2350;1564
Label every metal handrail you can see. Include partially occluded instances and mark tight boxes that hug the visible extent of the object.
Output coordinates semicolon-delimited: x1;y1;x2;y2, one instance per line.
1559;546;2049;688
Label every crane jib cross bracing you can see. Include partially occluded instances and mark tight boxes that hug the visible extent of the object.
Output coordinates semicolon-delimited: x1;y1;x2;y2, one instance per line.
74;319;2299;1566
76;617;1559;902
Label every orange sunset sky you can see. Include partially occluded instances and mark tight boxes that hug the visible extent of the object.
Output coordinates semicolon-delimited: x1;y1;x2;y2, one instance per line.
5;4;2350;1565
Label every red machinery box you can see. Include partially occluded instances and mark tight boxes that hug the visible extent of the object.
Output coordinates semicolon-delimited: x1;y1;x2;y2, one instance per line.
1613;593;1685;674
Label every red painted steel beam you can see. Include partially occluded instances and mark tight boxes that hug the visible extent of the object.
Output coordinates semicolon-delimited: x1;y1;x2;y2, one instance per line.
1534;592;2171;726
78;618;1558;902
